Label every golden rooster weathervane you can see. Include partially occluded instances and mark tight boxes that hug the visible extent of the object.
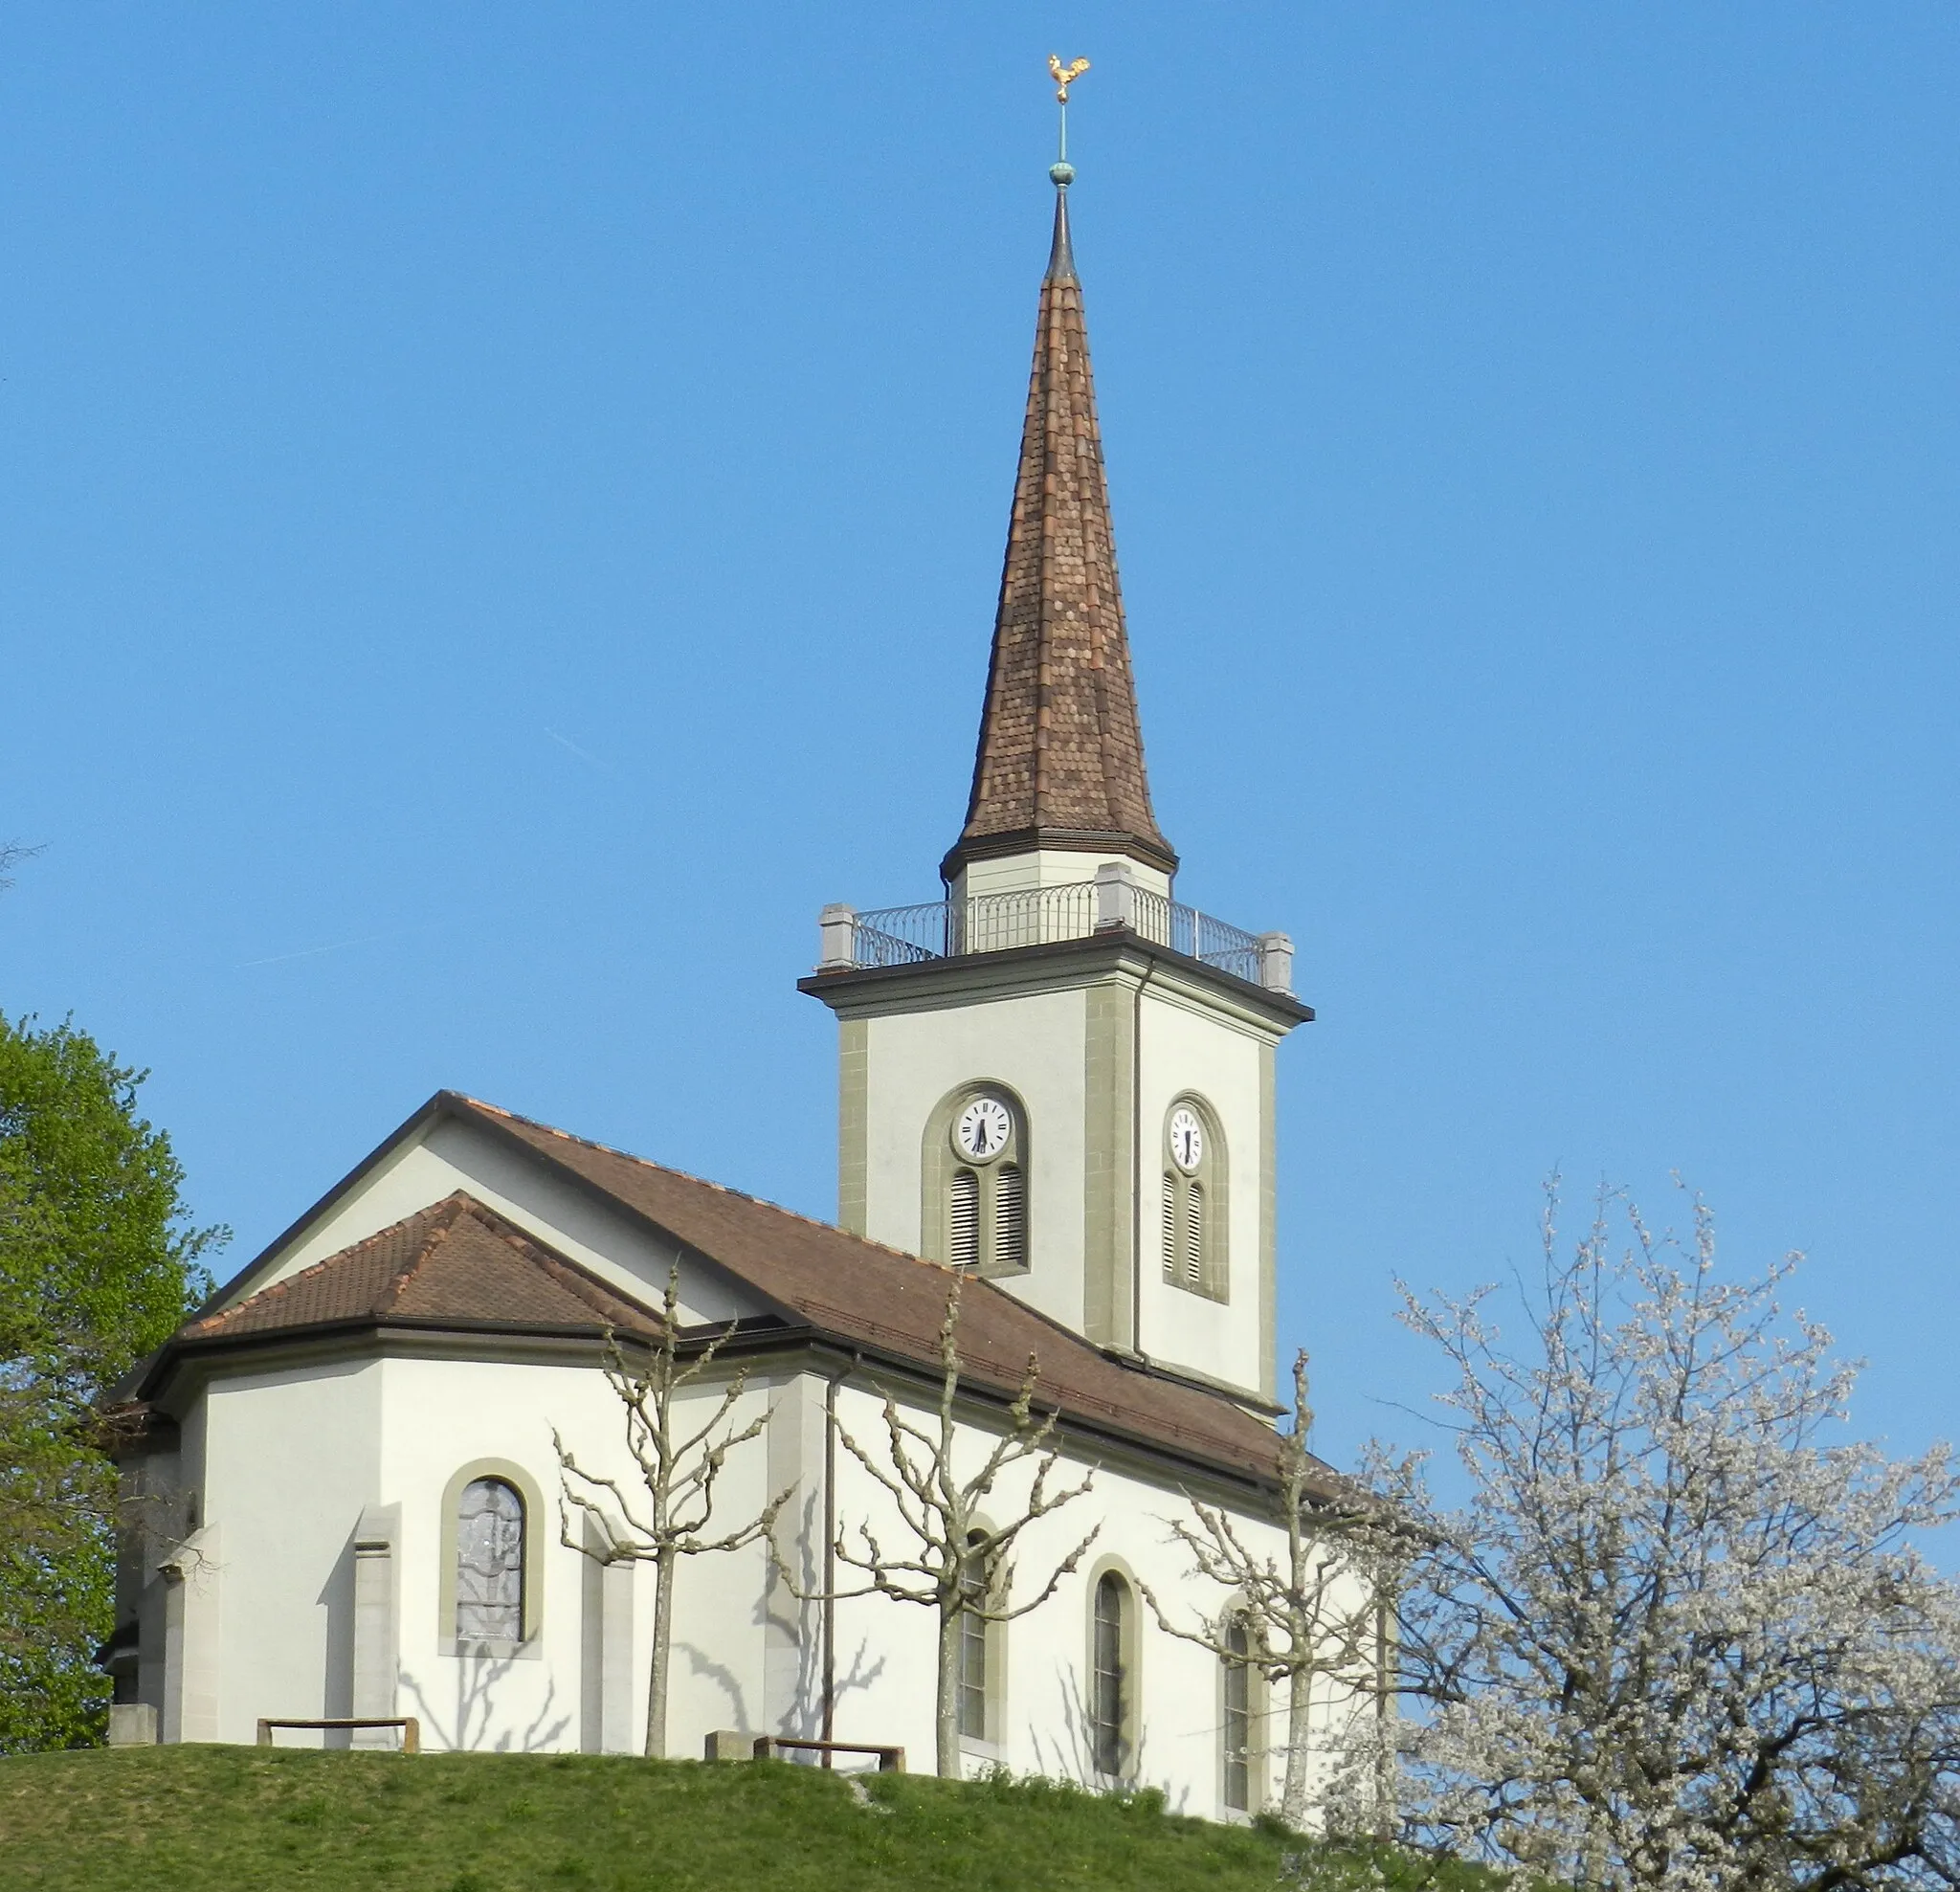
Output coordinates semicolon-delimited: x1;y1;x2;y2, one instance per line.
1048;54;1090;103
1047;55;1089;177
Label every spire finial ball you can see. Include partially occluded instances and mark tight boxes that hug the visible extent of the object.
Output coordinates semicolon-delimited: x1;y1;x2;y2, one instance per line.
1049;161;1075;188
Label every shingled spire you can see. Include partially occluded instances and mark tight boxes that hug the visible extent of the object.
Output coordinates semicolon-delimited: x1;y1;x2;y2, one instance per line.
941;172;1177;884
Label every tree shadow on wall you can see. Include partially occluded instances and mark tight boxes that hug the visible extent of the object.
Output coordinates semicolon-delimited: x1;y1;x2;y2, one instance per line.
398;1649;571;1754
1025;1664;1175;1809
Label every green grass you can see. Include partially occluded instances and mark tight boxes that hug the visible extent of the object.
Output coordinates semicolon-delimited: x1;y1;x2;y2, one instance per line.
0;1746;1494;1891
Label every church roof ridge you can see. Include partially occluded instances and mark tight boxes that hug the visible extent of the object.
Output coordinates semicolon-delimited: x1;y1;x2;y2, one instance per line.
136;1089;1323;1493
450;1097;1327;1489
454;1093;965;1277
943;173;1176;882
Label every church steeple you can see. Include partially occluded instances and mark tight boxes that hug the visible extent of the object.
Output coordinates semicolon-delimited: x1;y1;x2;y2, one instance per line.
804;83;1305;1398
940;164;1177;886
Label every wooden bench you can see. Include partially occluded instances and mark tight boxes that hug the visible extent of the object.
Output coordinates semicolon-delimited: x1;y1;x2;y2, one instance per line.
750;1734;903;1772
256;1716;420;1753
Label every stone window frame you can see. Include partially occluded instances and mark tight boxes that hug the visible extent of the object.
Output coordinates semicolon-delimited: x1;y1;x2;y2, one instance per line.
956;1519;1008;1757
1162;1093;1229;1302
921;1081;1033;1279
1083;1553;1143;1783
1217;1601;1266;1818
437;1458;546;1659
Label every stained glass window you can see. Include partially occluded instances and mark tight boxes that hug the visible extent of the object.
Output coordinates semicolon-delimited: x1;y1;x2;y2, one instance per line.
457;1477;524;1643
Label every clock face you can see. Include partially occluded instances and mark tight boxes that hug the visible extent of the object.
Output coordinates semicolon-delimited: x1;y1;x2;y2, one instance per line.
954;1097;1013;1164
1169;1106;1204;1173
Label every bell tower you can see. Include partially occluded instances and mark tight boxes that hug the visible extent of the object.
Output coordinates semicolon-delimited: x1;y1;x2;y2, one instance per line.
799;134;1310;1410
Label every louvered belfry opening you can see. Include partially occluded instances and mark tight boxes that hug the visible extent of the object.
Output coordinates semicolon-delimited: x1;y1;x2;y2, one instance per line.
942;181;1177;887
950;1169;981;1270
994;1162;1026;1270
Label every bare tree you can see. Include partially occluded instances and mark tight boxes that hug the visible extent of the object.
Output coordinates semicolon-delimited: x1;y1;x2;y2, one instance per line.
553;1261;791;1758
0;841;42;895
1370;1180;1960;1892
792;1277;1102;1778
1140;1350;1398;1832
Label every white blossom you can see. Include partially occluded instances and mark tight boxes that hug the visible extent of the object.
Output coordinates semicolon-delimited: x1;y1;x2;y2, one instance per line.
1359;1181;1960;1892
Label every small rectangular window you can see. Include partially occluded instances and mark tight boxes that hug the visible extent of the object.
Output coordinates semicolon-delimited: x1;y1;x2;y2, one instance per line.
1162;1172;1178;1281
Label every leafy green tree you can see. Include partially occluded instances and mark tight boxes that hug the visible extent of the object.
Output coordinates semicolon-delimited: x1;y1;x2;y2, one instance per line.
0;1015;224;1751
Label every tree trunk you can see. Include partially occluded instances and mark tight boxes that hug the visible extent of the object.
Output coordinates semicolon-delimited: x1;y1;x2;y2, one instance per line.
1281;1664;1313;1831
935;1602;963;1779
645;1545;676;1759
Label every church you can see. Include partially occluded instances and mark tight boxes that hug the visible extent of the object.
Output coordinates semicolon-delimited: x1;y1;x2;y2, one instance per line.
103;145;1363;1821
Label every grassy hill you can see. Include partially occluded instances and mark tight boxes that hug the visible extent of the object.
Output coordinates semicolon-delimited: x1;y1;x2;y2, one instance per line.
0;1746;1491;1892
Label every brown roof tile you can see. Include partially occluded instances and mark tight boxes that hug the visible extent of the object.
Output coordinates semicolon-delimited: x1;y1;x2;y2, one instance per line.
183;1192;658;1343
456;1098;1316;1491
944;186;1176;882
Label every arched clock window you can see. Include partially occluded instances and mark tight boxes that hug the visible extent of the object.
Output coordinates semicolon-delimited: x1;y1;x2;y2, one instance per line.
924;1085;1030;1277
1162;1097;1227;1301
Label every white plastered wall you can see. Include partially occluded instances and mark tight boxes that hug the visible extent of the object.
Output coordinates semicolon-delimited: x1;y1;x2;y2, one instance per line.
859;987;1089;1332
201;1357;383;1743
1134;981;1274;1399
166;1348;1375;1821
229;1115;764;1328
180;1348;790;1757
953;848;1172;901
814;1375;1368;1821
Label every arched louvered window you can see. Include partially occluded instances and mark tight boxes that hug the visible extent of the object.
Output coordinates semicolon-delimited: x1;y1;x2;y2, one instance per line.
1223;1614;1253;1812
950;1169;981;1271
929;1088;1030;1277
457;1478;524;1643
1163;1099;1228;1301
994;1163;1025;1272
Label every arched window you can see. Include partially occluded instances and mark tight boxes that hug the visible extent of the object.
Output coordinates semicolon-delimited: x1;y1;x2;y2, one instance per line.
1222;1615;1254;1812
958;1531;989;1743
457;1478;524;1644
1163;1098;1228;1301
925;1087;1030;1277
1091;1570;1131;1778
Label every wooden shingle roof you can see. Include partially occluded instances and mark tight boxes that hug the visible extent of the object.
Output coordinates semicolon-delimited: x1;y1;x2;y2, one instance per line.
944;183;1176;882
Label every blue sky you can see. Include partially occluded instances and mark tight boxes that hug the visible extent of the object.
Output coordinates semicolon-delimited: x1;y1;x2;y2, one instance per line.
4;5;1956;1473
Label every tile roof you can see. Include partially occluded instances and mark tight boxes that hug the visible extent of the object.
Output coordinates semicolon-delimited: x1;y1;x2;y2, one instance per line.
158;1094;1325;1494
180;1191;658;1343
453;1097;1320;1492
944;184;1176;882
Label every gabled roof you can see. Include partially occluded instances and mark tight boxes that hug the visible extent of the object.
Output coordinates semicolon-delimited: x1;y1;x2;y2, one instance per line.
944;180;1176;882
177;1191;657;1345
452;1097;1311;1490
143;1091;1326;1495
